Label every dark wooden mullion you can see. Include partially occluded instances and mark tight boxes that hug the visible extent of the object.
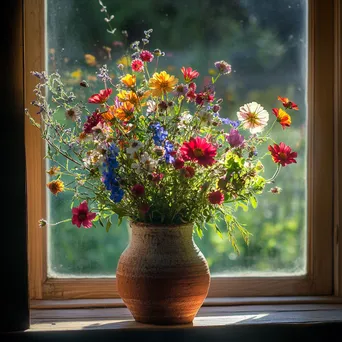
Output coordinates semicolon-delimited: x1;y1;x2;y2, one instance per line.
1;0;29;332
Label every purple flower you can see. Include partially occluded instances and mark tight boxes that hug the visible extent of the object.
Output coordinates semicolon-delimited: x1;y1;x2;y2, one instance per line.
174;84;189;96
226;129;244;147
214;60;232;75
220;117;240;128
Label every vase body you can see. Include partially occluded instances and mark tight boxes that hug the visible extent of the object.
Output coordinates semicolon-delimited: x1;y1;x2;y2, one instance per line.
116;221;210;325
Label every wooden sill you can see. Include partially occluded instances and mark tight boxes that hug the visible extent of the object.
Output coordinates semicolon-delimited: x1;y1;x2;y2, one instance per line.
30;296;342;309
29;304;342;332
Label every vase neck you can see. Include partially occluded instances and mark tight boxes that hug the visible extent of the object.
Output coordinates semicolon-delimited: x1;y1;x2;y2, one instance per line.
129;222;194;248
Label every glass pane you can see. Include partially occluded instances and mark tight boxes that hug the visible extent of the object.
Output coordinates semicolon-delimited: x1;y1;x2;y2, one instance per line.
46;0;307;277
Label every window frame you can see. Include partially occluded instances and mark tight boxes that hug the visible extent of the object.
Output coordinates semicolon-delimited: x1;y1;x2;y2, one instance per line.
25;0;340;301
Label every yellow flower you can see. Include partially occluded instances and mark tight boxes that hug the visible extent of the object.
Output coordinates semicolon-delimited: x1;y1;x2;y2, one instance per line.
71;68;82;80
84;54;96;66
149;71;178;97
104;102;135;122
116;55;131;67
47;180;64;195
47;166;60;176
121;74;136;88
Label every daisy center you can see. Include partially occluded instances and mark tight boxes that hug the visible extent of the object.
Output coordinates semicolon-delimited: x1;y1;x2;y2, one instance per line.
278;152;287;160
193;148;204;157
246;112;259;124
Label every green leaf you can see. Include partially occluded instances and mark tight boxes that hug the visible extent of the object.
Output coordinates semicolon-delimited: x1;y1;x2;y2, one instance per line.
195;223;203;239
106;219;112;232
70;201;74;209
250;195;258;209
211;76;215;84
99;217;104;227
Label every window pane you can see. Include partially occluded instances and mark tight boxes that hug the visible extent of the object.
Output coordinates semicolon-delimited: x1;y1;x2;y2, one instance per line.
46;0;307;276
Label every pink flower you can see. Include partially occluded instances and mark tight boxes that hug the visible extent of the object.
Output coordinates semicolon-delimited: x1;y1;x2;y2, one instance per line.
180;137;217;167
131;184;145;197
208;191;224;205
140;50;154;62
71;201;97;228
131;59;144;72
226;128;244;147
88;88;112;104
181;67;200;83
174;158;185;169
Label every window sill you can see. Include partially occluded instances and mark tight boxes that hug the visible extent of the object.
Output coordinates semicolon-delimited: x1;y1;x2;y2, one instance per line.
16;303;340;341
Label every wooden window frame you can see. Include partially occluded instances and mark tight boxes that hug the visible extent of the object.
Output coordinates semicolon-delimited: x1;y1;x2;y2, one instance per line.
25;0;342;302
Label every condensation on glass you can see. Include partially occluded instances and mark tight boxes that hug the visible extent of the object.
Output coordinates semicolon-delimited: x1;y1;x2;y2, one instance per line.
46;0;308;277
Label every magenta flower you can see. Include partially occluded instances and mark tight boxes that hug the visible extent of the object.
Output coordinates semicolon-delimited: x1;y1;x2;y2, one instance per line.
226;128;244;147
71;201;96;228
140;50;154;62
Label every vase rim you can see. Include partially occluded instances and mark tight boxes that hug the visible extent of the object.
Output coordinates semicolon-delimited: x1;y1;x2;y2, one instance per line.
129;220;193;229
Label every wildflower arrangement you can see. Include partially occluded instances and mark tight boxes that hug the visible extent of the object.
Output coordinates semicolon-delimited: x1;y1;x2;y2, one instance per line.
27;27;298;251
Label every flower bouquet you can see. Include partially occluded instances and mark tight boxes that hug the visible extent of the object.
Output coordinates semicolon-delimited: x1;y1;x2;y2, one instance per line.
27;7;298;324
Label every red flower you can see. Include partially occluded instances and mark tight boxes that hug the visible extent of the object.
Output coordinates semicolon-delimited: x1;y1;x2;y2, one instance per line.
140;50;154;62
181;67;200;83
151;173;164;183
277;96;299;110
186;82;197;101
208;191;224;205
131;59;144;72
180;166;195;178
195;92;215;105
83;111;104;134
272;108;292;129
180;137;217;167
131;184;145;197
268;142;297;167
174;158;185;169
88;88;112;104
71;201;97;228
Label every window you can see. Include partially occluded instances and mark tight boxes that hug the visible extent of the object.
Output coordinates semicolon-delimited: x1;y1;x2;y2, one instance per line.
25;0;338;301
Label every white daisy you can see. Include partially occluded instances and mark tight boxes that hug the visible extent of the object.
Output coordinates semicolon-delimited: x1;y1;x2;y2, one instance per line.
237;102;269;134
126;140;143;158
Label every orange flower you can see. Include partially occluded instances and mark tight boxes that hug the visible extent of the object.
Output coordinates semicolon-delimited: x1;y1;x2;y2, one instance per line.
47;180;64;195
277;96;299;110
47;166;60;176
121;74;136;88
117;90;146;107
104;102;135;122
272;108;292;129
149;71;178;96
84;54;96;67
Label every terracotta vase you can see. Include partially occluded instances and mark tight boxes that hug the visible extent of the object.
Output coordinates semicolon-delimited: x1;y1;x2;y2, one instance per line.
116;221;210;325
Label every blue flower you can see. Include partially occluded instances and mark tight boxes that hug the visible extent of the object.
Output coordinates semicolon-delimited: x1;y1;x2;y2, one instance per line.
221;117;240;128
164;141;175;164
102;143;124;203
110;187;125;203
150;122;168;146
